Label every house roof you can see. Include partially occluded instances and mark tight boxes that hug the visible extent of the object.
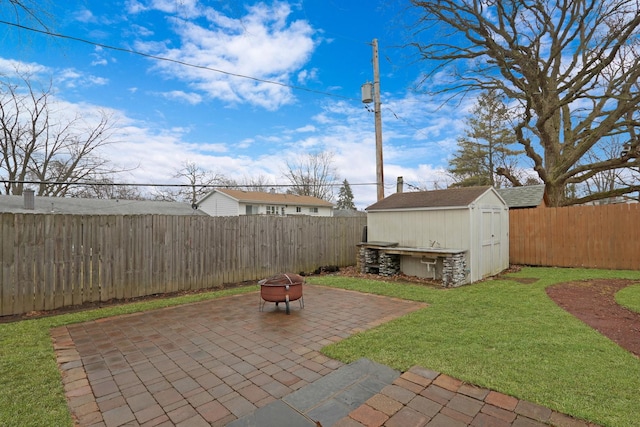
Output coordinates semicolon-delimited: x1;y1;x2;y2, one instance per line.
201;189;334;207
333;209;367;217
0;194;206;215
366;186;495;211
496;185;545;208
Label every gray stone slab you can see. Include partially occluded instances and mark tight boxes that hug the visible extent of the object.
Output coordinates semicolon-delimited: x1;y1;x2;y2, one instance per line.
226;400;316;427
335;383;380;410
232;359;399;427
306;398;352;427
282;358;399;413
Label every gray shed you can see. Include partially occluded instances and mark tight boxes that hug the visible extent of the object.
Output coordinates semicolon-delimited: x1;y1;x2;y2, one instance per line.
363;186;509;286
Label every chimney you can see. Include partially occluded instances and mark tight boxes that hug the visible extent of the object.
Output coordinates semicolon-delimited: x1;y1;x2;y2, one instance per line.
396;176;404;193
24;189;35;210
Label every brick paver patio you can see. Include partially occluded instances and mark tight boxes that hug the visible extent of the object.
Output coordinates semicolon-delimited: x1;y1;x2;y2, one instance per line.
52;284;599;427
52;285;426;426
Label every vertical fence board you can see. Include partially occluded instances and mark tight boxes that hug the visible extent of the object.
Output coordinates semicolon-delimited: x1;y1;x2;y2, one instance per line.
0;214;13;315
17;214;28;314
31;215;44;311
1;213;366;316
87;215;100;302
70;215;83;306
52;215;66;309
509;204;640;270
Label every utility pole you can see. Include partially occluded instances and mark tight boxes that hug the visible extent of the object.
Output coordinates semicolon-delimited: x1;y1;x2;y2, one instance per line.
372;39;384;201
361;39;385;201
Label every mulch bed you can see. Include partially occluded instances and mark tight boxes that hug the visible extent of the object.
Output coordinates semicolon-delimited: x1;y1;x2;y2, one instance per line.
546;279;640;358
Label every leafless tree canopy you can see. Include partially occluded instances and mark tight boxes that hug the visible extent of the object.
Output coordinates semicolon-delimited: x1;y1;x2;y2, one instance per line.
283;151;338;201
410;0;640;206
0;0;52;29
0;70;121;197
153;161;227;204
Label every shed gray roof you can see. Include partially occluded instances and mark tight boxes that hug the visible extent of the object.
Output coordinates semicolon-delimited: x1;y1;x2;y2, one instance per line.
496;185;545;208
0;195;206;215
366;186;493;211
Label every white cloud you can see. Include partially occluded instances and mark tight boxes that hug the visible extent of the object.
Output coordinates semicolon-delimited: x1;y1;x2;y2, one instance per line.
125;0;149;14
294;125;316;133
56;69;109;88
91;58;108;66
74;8;97;23
0;57;49;75
159;90;203;105
297;68;318;84
129;24;154;38
149;0;201;17
133;2;316;110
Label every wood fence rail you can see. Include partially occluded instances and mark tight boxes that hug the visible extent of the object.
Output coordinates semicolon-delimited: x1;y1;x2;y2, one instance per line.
509;203;639;270
0;214;366;317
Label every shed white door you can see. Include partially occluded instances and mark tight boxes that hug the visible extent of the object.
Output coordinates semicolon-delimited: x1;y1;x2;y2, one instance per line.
480;208;503;277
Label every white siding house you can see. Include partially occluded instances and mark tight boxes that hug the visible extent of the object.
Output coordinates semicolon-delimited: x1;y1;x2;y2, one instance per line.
364;186;509;285
197;189;334;217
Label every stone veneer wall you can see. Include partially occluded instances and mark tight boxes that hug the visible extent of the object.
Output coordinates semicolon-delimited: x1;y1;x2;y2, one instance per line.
359;247;468;287
359;247;400;276
442;253;467;287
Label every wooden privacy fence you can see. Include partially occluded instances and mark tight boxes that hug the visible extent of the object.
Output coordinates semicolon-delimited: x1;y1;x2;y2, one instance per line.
509;203;639;270
0;214;366;317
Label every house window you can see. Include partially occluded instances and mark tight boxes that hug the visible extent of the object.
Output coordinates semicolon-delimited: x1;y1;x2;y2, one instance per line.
246;205;258;215
281;207;285;216
296;207;302;213
309;207;318;214
266;206;276;215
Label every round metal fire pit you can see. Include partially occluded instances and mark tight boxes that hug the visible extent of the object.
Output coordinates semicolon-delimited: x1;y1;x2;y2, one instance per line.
258;273;305;315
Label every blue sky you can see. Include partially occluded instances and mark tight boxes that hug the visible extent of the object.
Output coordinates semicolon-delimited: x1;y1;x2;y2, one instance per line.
0;0;473;209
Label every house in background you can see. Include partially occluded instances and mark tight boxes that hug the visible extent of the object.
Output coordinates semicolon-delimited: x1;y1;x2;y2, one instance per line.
197;188;334;217
497;185;546;209
362;186;509;286
0;190;205;216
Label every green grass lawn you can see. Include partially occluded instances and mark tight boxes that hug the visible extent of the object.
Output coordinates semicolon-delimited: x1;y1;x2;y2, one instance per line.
1;268;639;427
615;283;640;313
308;267;640;427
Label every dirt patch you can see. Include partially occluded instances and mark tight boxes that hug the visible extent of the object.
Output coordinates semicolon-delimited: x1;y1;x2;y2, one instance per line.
0;280;255;324
546;279;640;358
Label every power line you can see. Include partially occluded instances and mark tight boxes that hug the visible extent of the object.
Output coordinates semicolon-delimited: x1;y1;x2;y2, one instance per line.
1;179;379;188
0;19;360;102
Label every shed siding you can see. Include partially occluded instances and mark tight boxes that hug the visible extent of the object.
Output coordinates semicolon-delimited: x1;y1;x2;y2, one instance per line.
474;189;505;208
367;208;469;249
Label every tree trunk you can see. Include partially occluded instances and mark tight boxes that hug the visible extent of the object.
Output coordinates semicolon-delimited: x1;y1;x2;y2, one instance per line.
545;181;566;207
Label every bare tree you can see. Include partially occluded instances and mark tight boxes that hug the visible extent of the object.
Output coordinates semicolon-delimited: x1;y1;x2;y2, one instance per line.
154;161;226;204
575;137;640;204
0;71;121;196
70;176;144;200
410;0;640;206
237;174;276;192
0;0;52;29
283;151;338;201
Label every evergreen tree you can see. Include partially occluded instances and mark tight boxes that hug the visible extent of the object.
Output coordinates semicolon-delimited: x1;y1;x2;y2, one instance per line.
336;179;356;210
449;89;521;188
